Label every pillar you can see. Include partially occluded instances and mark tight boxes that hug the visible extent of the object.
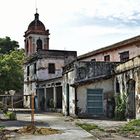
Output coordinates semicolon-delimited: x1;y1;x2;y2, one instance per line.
44;88;47;111
53;86;57;109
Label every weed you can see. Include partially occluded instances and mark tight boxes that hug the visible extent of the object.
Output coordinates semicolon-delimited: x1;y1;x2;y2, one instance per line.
119;119;140;133
0;125;5;132
115;93;127;120
76;123;104;132
4;111;17;120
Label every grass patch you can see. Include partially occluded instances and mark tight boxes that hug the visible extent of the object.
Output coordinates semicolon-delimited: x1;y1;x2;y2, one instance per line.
119;119;140;137
119;119;140;132
76;123;104;132
0;125;5;132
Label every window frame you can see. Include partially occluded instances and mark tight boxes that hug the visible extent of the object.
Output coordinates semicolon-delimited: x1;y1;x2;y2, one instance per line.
104;55;110;62
119;51;129;62
48;63;55;74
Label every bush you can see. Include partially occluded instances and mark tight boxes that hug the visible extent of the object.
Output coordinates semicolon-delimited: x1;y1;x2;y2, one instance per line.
119;119;140;133
5;111;17;120
115;94;127;120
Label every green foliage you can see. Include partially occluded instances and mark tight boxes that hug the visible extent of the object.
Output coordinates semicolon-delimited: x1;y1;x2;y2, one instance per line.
76;123;104;132
0;49;25;93
115;93;127;120
119;119;140;133
4;111;17;120
0;36;19;54
0;125;5;132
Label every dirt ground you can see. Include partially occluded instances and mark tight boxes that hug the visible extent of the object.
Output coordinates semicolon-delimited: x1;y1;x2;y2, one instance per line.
0;112;140;140
0;112;93;140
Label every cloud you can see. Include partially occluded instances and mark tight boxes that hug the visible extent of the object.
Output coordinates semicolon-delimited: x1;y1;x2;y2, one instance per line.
56;0;140;26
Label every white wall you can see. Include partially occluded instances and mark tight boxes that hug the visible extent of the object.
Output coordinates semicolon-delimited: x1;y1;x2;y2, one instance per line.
62;70;76;116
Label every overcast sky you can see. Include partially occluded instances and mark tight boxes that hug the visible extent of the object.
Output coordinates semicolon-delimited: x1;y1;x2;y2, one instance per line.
0;0;140;55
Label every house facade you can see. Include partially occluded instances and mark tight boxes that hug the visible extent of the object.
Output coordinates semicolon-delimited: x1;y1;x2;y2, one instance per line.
78;35;140;62
63;61;118;118
114;56;140;119
62;36;140;119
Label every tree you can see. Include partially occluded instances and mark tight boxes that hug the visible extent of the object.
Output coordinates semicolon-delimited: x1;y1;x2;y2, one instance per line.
0;36;19;54
0;49;25;93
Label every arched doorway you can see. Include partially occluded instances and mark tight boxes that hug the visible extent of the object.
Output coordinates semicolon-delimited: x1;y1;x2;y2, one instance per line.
127;79;136;119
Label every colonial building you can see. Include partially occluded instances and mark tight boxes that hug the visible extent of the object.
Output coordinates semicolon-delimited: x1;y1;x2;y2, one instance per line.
24;12;140;119
23;12;77;111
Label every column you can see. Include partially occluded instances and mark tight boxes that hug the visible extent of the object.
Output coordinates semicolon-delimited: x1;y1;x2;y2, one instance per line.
44;88;47;111
53;86;57;109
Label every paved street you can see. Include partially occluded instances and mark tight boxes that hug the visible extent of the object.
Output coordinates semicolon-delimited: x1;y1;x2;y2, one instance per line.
0;112;94;140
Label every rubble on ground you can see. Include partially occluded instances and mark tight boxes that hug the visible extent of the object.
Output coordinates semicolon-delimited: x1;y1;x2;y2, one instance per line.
17;125;60;135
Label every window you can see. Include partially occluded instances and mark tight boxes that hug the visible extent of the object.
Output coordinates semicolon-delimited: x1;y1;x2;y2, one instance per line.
27;66;30;76
120;51;129;62
34;63;37;74
104;55;110;62
36;38;43;51
48;63;55;74
116;80;120;93
91;59;96;61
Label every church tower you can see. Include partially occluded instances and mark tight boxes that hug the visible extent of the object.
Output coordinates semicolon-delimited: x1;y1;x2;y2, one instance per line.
24;11;50;56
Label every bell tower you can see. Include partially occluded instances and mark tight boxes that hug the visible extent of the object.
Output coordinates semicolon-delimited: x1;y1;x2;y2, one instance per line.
24;11;50;56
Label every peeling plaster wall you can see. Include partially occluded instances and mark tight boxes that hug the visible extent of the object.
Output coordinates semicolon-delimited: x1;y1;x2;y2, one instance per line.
62;70;76;116
24;58;64;97
115;56;140;118
77;78;114;116
23;82;36;108
75;61;115;82
37;58;64;80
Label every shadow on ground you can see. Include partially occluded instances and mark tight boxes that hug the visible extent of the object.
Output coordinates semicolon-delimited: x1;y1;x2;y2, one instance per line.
0;120;49;128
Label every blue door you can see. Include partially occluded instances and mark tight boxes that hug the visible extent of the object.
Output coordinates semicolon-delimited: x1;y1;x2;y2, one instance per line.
87;89;103;115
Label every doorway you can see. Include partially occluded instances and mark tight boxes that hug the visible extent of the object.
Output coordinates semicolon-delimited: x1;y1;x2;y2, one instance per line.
127;79;136;119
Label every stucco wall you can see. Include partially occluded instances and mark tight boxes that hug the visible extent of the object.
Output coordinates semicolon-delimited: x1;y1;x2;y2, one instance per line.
62;70;76;116
77;78;114;116
37;58;64;80
24;82;36;108
80;44;140;62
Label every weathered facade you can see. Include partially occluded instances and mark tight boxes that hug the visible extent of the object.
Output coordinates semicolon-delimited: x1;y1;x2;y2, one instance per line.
24;12;77;111
115;56;140;119
23;11;140;119
63;61;118;117
62;36;140;118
